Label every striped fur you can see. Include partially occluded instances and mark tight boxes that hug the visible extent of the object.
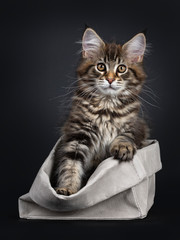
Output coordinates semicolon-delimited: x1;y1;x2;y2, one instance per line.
51;28;149;195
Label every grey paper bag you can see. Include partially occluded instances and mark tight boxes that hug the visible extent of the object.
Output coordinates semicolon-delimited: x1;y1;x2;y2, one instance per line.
18;139;162;220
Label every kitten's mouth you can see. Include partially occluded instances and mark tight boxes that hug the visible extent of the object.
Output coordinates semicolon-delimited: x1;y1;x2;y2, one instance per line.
101;86;120;94
106;85;119;91
109;85;116;89
101;85;117;90
98;84;121;94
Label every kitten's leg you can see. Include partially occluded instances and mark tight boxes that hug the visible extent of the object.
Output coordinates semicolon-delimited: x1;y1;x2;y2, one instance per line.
54;137;93;195
55;158;84;196
110;133;137;161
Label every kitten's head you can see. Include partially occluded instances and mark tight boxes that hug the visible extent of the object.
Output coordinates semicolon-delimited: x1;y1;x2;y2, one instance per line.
77;28;147;98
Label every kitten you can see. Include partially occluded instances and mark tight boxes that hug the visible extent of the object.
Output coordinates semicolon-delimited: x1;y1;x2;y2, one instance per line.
52;28;149;196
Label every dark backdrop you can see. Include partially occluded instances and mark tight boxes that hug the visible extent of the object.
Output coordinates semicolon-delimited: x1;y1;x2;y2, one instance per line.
1;0;180;239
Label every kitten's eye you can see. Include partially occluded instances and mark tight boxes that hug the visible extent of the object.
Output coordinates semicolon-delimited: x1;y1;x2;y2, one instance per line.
97;63;106;72
117;64;127;73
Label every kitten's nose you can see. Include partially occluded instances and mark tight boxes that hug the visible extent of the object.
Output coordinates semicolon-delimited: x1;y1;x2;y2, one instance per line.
106;72;115;84
107;78;115;84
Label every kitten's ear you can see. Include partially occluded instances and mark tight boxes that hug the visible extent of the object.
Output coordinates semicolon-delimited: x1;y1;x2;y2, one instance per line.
82;28;105;58
122;33;146;63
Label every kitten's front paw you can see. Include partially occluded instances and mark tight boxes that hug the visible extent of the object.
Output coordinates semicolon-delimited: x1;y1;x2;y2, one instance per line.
110;141;136;161
55;187;77;196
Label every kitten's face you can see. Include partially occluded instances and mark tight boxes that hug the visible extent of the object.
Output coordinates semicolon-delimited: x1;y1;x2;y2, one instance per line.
91;52;133;96
77;28;146;98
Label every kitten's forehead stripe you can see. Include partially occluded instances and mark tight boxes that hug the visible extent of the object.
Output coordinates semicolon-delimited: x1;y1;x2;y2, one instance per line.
116;57;120;64
104;43;122;62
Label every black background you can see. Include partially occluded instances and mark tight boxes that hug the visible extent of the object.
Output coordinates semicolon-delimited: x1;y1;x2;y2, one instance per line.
1;0;180;239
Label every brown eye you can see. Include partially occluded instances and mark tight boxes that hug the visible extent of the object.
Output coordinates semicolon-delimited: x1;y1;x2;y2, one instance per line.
117;64;127;73
97;63;106;72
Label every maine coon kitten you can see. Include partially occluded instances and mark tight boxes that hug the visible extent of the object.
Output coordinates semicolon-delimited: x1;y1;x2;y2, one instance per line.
52;28;149;196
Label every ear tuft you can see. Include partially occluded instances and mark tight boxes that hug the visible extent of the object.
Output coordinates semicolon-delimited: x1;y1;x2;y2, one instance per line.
141;28;148;37
82;28;105;58
122;33;146;63
84;23;90;30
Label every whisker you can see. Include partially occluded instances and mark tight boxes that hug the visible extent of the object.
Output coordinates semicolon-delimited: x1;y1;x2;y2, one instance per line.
137;95;160;108
49;81;95;102
143;84;159;99
141;90;159;104
127;89;160;109
49;89;76;101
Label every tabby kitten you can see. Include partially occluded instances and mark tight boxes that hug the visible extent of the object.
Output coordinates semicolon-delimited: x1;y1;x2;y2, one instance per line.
52;28;149;196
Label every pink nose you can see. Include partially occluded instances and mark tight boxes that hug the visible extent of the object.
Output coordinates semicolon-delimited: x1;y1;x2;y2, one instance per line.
107;78;115;84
